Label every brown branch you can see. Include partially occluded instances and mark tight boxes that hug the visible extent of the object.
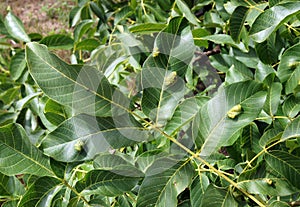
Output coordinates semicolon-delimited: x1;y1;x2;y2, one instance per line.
289;201;300;206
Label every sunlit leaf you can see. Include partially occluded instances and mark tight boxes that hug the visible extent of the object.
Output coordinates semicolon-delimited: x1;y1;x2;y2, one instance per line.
281;116;300;141
42;114;148;162
176;0;200;26
4;11;30;42
26;42;121;117
237;178;298;196
194;81;267;158
250;2;300;42
136;159;194;207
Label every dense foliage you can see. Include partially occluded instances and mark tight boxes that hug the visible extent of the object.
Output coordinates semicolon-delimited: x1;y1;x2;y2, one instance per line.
1;0;300;206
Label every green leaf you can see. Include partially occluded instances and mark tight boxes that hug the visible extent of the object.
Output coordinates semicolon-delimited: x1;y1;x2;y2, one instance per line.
164;96;210;136
18;176;62;207
255;61;276;82
200;185;238;207
255;32;281;64
0;123;54;176
26;42;116;117
230;6;249;42
94;152;144;177
44;98;68;126
263;82;282;116
0;86;20;105
281;116;300;141
201;34;248;52
114;6;133;24
249;2;300;43
190;174;210;207
192;28;210;48
42;114;147;162
225;65;251;84
4;12;30;42
282;95;300;118
76;170;140;196
237;178;298;196
129;23;167;34
277;42;300;94
73;19;94;42
265;150;300;189
0;173;25;196
259;128;282;147
90;2;106;23
136;159;194;207
245;3;268;27
176;0;200;26
9;50;26;81
40;34;74;50
140;17;194;126
75;38;101;51
269;201;290;207
194;81;267;157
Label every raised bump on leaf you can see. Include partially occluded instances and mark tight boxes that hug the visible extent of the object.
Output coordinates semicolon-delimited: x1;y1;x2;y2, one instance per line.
227;104;242;119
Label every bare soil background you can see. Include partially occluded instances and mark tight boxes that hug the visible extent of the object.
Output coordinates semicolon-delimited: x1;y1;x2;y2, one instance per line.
1;0;75;35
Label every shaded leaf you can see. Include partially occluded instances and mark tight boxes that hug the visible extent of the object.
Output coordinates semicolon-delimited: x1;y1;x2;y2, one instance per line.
230;6;249;42
40;34;74;50
263;82;282;116
75;38;101;51
269;201;290;207
18;176;62;207
0;123;54;176
255;32;281;64
190;174;210;207
9;50;26;80
94;152;144;177
73;19;94;42
265;150;300;189
76;170;140;196
200;185;238;207
259;128;282;147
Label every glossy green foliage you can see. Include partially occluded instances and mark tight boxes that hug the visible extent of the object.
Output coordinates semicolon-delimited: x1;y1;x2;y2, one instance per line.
1;0;300;206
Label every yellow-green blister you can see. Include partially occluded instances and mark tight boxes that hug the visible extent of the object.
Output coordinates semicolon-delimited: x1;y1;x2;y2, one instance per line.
227;104;242;119
74;140;85;152
164;71;177;86
153;47;160;57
